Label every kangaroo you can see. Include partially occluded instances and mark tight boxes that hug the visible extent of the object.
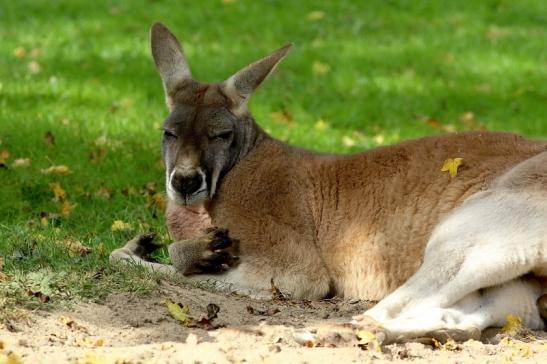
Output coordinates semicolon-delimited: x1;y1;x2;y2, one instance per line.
111;22;547;342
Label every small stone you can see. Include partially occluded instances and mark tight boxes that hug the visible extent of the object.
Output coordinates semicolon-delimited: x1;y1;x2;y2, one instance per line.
269;345;281;353
18;339;29;347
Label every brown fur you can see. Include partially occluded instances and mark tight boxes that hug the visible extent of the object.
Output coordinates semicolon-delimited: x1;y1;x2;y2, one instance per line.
168;132;546;299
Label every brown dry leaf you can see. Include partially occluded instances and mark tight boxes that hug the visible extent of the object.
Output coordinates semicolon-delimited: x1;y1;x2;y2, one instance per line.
60;200;76;218
58;239;92;256
11;158;31;168
111;220;132;231
147;193;166;212
441;158;463;178
307;10;325;21
121;186;137;196
43;130;55;146
50;182;67;202
89;148;107;162
94;186;112;199
0;150;10;166
312;61;330;75
41;165;71;175
13;47;26;59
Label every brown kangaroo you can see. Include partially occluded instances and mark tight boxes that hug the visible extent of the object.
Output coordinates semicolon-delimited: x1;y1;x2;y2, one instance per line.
111;22;547;342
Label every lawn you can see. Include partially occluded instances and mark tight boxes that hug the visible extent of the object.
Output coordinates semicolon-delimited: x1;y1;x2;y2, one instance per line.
1;0;546;316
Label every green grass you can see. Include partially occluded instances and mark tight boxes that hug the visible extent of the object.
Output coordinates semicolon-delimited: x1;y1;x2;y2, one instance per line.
1;0;546;315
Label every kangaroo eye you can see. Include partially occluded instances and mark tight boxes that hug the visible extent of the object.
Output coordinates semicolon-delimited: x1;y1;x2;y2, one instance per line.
163;129;177;139
210;130;232;140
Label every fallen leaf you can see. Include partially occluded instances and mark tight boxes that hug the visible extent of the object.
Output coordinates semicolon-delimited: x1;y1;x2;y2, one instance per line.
41;165;71;175
356;330;381;352
11;158;31;168
146;193;166;212
13;47;26;59
50;182;67;202
271;278;287;300
89;148;107;162
0;352;22;364
165;299;190;323
270;110;293;125
27;60;41;74
342;136;356;147
501;314;523;335
59;200;76;218
373;134;385;145
121;186;137;196
43;130;55;146
314;119;328;130
27;289;50;303
75;337;105;348
312;61;330;75
94;186;112;199
111;220;132;231
0;150;10;167
441;158;463;178
307;10;325;21
58;239;92;256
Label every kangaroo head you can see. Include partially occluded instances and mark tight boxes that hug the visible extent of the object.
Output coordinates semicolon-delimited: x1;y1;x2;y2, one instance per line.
150;22;292;206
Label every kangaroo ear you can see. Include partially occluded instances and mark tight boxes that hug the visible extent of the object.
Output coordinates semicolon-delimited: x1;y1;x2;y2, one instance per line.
150;22;192;97
223;43;293;108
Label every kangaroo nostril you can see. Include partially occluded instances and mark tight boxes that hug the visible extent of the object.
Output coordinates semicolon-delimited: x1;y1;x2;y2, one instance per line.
171;172;203;196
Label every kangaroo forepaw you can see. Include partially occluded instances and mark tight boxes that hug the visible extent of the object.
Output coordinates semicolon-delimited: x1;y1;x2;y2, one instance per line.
109;233;160;265
182;227;240;275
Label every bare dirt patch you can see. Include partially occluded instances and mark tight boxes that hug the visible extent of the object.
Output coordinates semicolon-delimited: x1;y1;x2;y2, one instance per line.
1;281;546;363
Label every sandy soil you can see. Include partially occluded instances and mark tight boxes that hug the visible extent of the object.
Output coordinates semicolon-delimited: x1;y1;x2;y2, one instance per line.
1;280;547;364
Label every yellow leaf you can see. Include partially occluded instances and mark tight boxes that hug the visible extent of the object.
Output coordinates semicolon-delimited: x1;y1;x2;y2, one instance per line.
0;150;9;164
441;157;463;178
312;61;330;75
373;134;385;145
0;352;23;364
41;165;71;175
356;330;381;352
314;119;328;130
60;200;76;218
111;220;132;231
11;158;31;168
165;299;190;323
342;136;356;147
501;314;522;335
307;10;325;21
50;182;67;201
270;110;293;125
13;47;26;59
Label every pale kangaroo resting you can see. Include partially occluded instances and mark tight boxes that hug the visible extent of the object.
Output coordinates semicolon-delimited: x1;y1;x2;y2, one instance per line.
111;22;547;343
